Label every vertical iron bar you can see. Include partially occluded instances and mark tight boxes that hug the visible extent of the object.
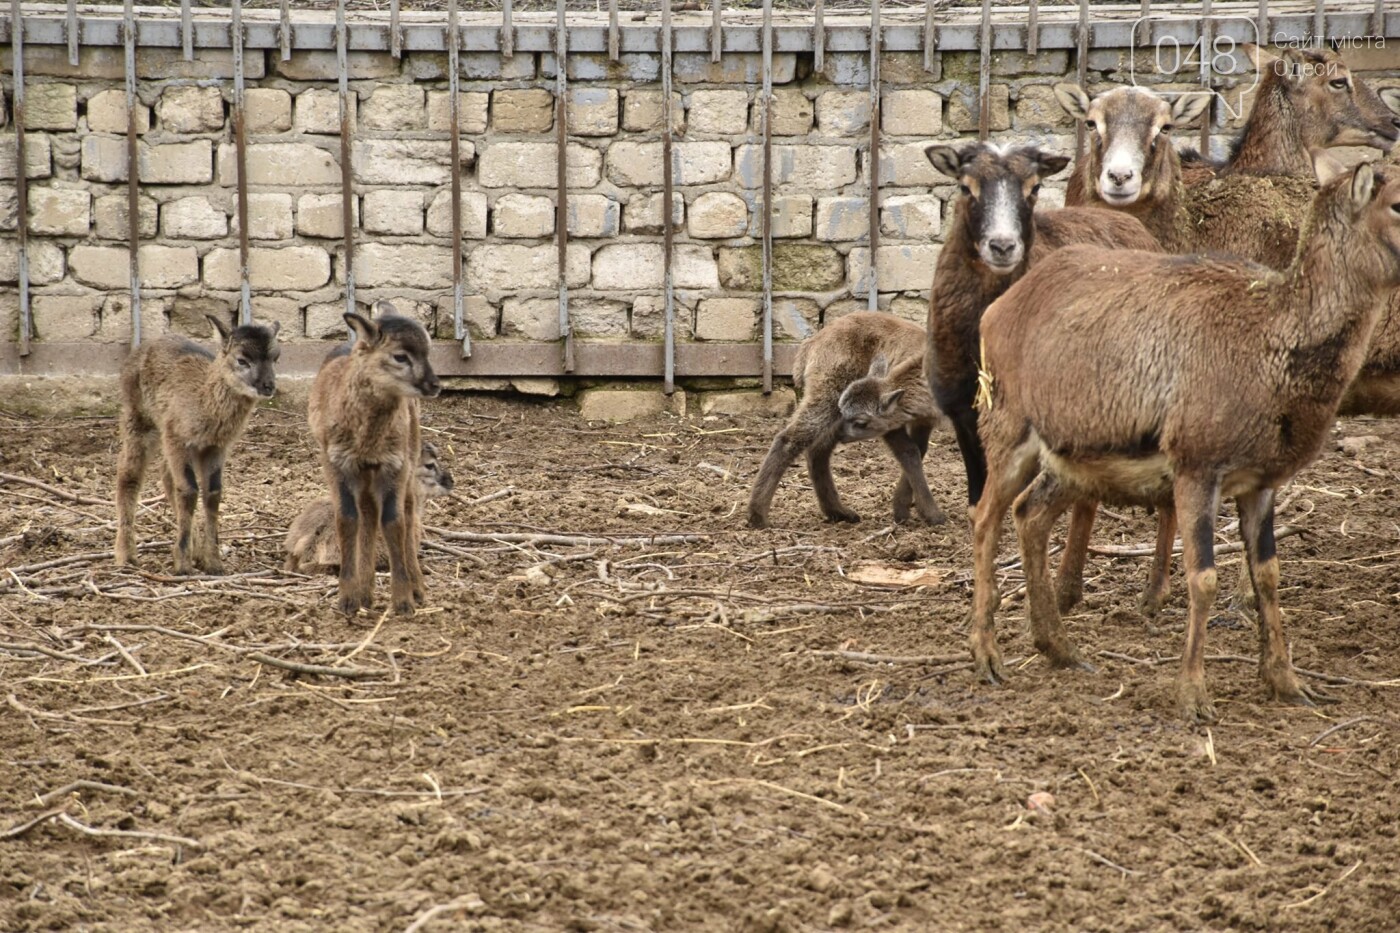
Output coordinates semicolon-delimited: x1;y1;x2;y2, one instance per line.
181;0;192;61
608;0;619;62
923;0;935;73
450;0;469;356
815;0;825;74
1200;0;1213;158
234;0;251;326
868;0;880;312
556;0;573;373
1258;0;1267;51
977;0;992;140
1313;0;1325;44
390;0;402;59
1374;0;1384;39
502;0;514;59
337;0;355;320
1027;0;1038;55
760;0;773;394
66;0;79;66
1075;0;1090;156
11;0;29;356
1139;0;1151;46
279;0;291;61
124;0;141;349
662;0;675;394
711;0;722;64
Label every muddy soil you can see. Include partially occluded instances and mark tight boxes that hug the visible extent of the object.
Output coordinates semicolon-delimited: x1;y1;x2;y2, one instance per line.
2;396;1398;932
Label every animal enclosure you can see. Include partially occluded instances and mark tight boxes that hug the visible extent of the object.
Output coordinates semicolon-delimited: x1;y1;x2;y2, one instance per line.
3;397;1400;928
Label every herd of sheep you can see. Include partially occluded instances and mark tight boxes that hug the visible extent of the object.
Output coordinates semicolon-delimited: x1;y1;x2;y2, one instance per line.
105;44;1400;725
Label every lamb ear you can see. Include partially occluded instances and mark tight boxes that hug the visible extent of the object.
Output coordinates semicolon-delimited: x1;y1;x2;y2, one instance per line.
206;314;232;346
1171;92;1212;126
1350;163;1376;213
866;353;890;379
372;299;398;319
1278;48;1308;87
1310;149;1346;187
1240;42;1277;74
1053;83;1092;121
1036;153;1071;179
268;321;282;341
878;388;905;414
344;312;381;347
1381;87;1400;115
924;145;965;182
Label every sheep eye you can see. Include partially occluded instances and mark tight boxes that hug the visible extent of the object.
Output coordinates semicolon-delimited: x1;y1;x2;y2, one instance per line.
235;357;249;367
1160;123;1173;134
1329;78;1348;90
1085;120;1097;131
1031;183;1042;196
393;353;410;365
959;184;972;197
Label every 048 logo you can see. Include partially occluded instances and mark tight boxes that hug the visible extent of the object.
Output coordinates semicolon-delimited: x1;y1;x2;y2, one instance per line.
1128;15;1260;121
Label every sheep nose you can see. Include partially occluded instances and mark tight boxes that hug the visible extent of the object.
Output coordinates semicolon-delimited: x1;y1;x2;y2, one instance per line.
987;238;1018;260
1107;168;1135;187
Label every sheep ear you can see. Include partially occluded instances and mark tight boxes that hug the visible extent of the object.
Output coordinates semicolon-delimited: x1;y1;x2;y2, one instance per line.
268;321;281;341
1350;163;1376;213
924;145;965;182
1311;149;1346;187
867;353;890;379
1381;88;1400;115
372;299;398;319
1171;92;1212;126
1278;48;1308;87
1241;42;1277;74
1053;83;1092;121
1036;153;1071;179
206;314;232;345
878;388;905;414
344;312;381;346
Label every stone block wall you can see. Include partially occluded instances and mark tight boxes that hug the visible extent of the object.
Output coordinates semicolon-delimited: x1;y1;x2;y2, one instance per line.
0;27;1397;363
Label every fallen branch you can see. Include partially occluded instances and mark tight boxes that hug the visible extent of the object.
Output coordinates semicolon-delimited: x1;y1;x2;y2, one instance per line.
34;780;140;807
0;471;108;507
810;649;968;666
0;808;66;840
432;528;708;548
1087;525;1301;558
403;895;486;933
55;813;202;849
247;653;380;680
1308;716;1395;747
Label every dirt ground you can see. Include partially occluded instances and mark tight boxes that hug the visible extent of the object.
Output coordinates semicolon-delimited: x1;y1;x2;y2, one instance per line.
2;393;1398;932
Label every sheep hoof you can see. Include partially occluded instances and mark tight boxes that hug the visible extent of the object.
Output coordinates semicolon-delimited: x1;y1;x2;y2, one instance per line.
1056;585;1083;615
824;508;861;525
337;594;368;617
745;509;770;530
973;650;1006;686
1136;588;1166;618
917;505;948;527
1176;679;1217;725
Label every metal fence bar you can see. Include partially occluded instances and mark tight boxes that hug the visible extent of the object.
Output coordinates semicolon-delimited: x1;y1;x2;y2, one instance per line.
815;0;825;73
449;0;469;356
1075;0;1090;156
233;0;251;325
11;0;29;356
279;0;291;61
124;0;141;349
1199;0;1213;158
556;0;573;373
502;0;514;59
337;0;356;320
977;0;992;140
390;0;401;58
760;0;773;394
1139;0;1151;45
65;0;78;65
1314;0;1326;42
662;0;676;395
181;0;192;61
923;0;935;73
711;0;723;64
1375;0;1384;38
1258;0;1267;46
1028;0;1039;54
608;0;619;62
868;0;880;312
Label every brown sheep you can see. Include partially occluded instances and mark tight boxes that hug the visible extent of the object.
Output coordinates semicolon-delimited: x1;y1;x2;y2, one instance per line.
969;163;1400;723
308;305;442;616
115;317;281;575
748;311;946;529
284;441;454;575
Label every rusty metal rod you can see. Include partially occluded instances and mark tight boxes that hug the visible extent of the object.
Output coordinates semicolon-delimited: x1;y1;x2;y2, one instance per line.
279;0;291;61
12;0;29;356
608;0;619;62
449;0;469;356
815;0;825;74
869;0;881;312
1375;0;1384;39
66;0;78;65
1140;0;1152;46
124;0;141;349
662;0;675;395
1028;0;1039;54
1314;0;1325;43
390;0;401;59
1258;0;1268;46
337;0;356;319
1076;0;1090;156
978;0;992;140
711;0;722;64
760;0;773;394
502;0;514;59
1200;0;1214;159
233;0;251;325
181;0;191;61
923;0;935;73
556;0;573;373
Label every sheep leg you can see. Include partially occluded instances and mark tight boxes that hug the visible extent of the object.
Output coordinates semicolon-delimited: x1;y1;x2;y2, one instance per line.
114;422;150;567
747;414;828;528
194;448;227;575
334;473;368;616
1238;490;1334;708
948;406;987;507
882;428;946;526
376;468;415;617
1174;474;1222;725
807;440;860;524
162;438;200;576
355;477;382;611
890;422;931;522
1054;501;1097;613
1015;474;1095;673
402;480;426;606
1138;503;1177;617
